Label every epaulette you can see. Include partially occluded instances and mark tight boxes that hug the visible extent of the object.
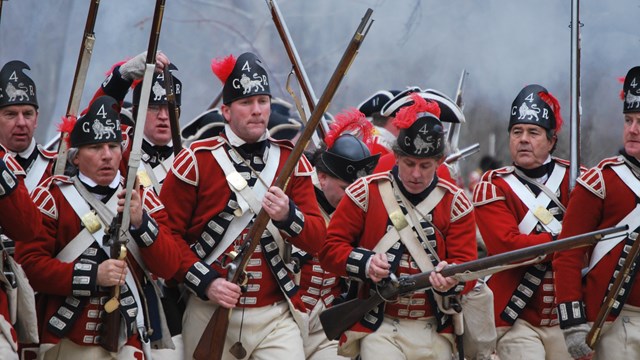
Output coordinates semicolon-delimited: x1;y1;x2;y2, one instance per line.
190;136;225;152
552;157;588;174
142;187;165;215
121;125;132;150
576;156;622;199
479;166;513;182
438;179;473;222
294;154;314;177
3;154;25;177
472;180;505;206
31;175;69;219
345;172;391;212
170;148;199;186
37;145;57;160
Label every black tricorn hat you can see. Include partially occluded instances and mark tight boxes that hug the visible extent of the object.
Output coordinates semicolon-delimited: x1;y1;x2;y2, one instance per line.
181;108;225;144
319;109;380;183
132;63;182;107
69;96;122;148
358;90;400;117
381;86;422;117
394;93;445;158
0;60;38;109
212;52;271;105
623;66;640;113
508;84;561;132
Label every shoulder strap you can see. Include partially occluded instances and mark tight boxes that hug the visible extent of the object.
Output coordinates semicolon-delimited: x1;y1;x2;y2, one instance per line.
24;155;49;192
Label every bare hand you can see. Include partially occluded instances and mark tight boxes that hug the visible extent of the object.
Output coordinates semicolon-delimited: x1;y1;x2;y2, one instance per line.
263;186;290;222
154;51;170;73
117;185;143;228
368;253;391;283
429;261;458;292
206;278;242;309
96;259;128;287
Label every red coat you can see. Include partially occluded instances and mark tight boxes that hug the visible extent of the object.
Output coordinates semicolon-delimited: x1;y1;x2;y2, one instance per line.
14;175;180;349
159;136;326;309
320;172;477;334
554;156;640;324
0;149;42;346
472;159;573;328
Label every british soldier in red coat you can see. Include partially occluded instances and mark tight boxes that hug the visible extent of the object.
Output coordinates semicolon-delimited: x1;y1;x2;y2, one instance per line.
14;96;181;360
159;52;325;360
553;66;640;360
0;61;56;193
0;146;42;359
300;110;379;360
320;93;477;360
472;85;576;359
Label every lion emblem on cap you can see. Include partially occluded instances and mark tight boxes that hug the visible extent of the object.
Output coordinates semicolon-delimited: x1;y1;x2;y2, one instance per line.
239;73;265;94
6;82;30;102
92;119;116;140
152;80;166;101
626;91;640;109
518;102;540;121
413;136;437;155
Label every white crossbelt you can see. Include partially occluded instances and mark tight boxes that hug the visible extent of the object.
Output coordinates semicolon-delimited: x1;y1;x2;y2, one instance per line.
203;144;281;265
56;178;147;339
139;155;173;194
502;165;565;235
586;164;640;274
24;154;49;193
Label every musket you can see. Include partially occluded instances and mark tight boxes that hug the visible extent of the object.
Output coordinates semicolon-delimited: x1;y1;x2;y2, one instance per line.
587;230;640;348
266;0;329;146
99;0;166;351
192;8;374;360
54;0;101;176
207;89;223;110
0;0;6;28
163;66;182;155
445;143;479;165
569;0;582;190
320;225;628;341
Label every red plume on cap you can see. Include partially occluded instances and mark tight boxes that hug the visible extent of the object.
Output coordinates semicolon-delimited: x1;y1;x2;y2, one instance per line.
392;93;441;129
538;91;563;133
57;115;77;148
211;55;236;84
619;76;626;100
324;108;374;149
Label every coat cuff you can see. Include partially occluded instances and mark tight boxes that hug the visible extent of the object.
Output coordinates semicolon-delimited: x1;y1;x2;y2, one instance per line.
557;301;587;329
71;261;98;297
273;199;304;237
0;160;18;198
184;261;220;300
346;247;375;282
129;212;159;248
101;66;133;102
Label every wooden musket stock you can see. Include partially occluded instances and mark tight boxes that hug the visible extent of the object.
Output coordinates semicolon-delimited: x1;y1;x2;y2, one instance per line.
587;228;640;348
163;66;182;155
193;8;374;360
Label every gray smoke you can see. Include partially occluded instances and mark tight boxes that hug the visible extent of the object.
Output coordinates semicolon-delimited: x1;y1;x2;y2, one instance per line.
1;0;637;172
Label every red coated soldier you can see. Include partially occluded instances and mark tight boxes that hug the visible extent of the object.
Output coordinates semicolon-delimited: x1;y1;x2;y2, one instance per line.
300;110;379;359
14;96;181;359
472;85;577;359
0;146;42;360
0;61;56;193
553;66;640;360
159;52;325;360
320;93;477;360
